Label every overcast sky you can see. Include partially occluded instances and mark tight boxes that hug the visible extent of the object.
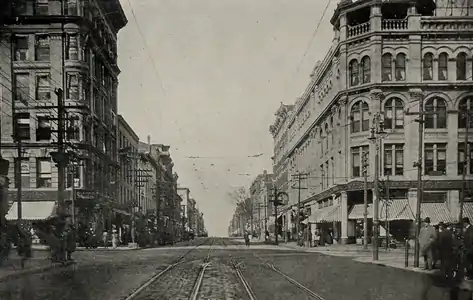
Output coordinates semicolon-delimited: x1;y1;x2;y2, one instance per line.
117;0;336;236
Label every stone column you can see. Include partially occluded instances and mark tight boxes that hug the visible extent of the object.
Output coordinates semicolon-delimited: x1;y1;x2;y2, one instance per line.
338;96;348;185
447;110;458;176
340;191;349;244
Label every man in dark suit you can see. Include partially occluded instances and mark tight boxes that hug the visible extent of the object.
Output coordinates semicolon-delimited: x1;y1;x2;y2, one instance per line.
463;217;473;279
437;222;456;283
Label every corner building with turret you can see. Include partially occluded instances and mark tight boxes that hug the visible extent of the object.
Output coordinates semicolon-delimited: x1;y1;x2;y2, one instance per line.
273;0;473;244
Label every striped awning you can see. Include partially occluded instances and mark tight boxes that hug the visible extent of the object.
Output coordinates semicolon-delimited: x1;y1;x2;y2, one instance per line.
421;202;454;225
462;203;473;221
6;201;56;221
317;205;342;223
379;199;414;221
348;204;373;220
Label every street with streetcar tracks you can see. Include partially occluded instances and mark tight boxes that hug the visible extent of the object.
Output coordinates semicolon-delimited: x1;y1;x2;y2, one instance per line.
0;237;469;299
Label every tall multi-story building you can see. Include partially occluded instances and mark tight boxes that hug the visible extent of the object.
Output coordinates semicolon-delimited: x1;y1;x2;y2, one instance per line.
177;187;190;233
0;0;127;226
274;0;473;244
138;139;158;214
249;170;273;237
187;197;196;232
117;115;139;213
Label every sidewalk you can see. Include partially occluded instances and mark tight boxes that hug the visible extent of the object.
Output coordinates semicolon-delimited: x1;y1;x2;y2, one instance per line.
0;251;75;282
29;244;141;251
277;242;436;274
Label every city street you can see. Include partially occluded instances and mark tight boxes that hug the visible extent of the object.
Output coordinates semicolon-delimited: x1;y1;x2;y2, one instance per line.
0;237;468;299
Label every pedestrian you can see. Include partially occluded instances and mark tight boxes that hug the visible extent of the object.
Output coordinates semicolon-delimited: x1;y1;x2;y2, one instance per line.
313;229;320;247
419;217;437;270
463;217;473;280
437;222;456;283
102;230;109;249
112;229;118;249
65;224;77;260
244;231;250;247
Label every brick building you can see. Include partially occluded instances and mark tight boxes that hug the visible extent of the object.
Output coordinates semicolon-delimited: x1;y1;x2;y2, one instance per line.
0;0;127;226
274;0;473;244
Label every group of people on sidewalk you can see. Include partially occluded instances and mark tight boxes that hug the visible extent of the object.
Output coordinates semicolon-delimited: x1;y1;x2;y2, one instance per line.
419;216;473;299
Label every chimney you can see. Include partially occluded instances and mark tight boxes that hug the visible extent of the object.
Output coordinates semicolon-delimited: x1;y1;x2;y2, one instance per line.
147;135;151;152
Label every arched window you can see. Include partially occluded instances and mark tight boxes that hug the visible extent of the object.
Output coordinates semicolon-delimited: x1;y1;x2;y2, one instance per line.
349;59;359;86
395;53;406;81
382;53;392;81
384;98;404;129
323;123;329;151
458;98;473;128
350;101;370;133
361;56;371;84
423;53;433;80
438;53;448;80
425;98;447;129
319;129;323;154
457;52;467;80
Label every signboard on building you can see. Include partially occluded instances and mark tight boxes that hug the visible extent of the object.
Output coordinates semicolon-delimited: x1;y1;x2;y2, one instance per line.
75;190;96;201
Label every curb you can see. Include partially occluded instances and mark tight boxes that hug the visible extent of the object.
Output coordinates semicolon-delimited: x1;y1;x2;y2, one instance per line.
0;261;76;283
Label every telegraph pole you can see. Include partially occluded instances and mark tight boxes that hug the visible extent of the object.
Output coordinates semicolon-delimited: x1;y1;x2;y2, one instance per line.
257;203;261;238
369;113;385;261
363;151;369;250
406;89;428;268
292;172;308;245
460;110;471;235
385;175;390;251
10;34;22;221
264;193;268;236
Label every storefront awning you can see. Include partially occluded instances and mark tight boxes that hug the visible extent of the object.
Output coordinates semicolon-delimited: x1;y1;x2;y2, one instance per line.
462;203;473;222
315;205;342;223
379;199;414;221
421;202;454;225
6;201;56;221
112;208;132;216
348;204;373;220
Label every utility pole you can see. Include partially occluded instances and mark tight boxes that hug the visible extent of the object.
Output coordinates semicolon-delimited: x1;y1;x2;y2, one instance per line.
10;34;22;222
292;172;308;245
52;0;68;217
368;112;385;261
264;194;268;236
406;89;428;268
363;151;369;250
270;185;288;245
460;110;471;236
257;203;261;238
385;175;390;251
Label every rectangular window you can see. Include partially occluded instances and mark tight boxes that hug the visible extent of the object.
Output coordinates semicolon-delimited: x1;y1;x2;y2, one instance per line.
35;35;50;61
423;191;447;203
14;0;29;15
458;143;473;175
14;36;29;61
65;0;78;15
66;73;80;99
36;157;52;188
36;116;51;141
14;158;30;189
65;34;79;60
34;0;49;15
66;165;80;188
384;144;404;175
351;147;360;178
14;73;29;103
14;113;30;140
425;143;447;175
35;74;50;100
66;117;80;140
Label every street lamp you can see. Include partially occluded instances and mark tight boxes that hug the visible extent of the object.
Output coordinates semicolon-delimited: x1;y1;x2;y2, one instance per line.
270;186;288;245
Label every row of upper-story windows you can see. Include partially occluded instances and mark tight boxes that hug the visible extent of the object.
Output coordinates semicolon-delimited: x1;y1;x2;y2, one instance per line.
349;97;473;133
423;52;471;81
348;51;473;86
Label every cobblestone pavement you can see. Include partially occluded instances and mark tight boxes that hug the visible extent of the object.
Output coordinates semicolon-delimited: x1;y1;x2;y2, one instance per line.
0;238;470;299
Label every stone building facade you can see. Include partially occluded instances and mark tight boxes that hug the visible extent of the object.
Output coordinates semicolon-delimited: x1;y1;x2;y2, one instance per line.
0;0;127;224
275;0;473;244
